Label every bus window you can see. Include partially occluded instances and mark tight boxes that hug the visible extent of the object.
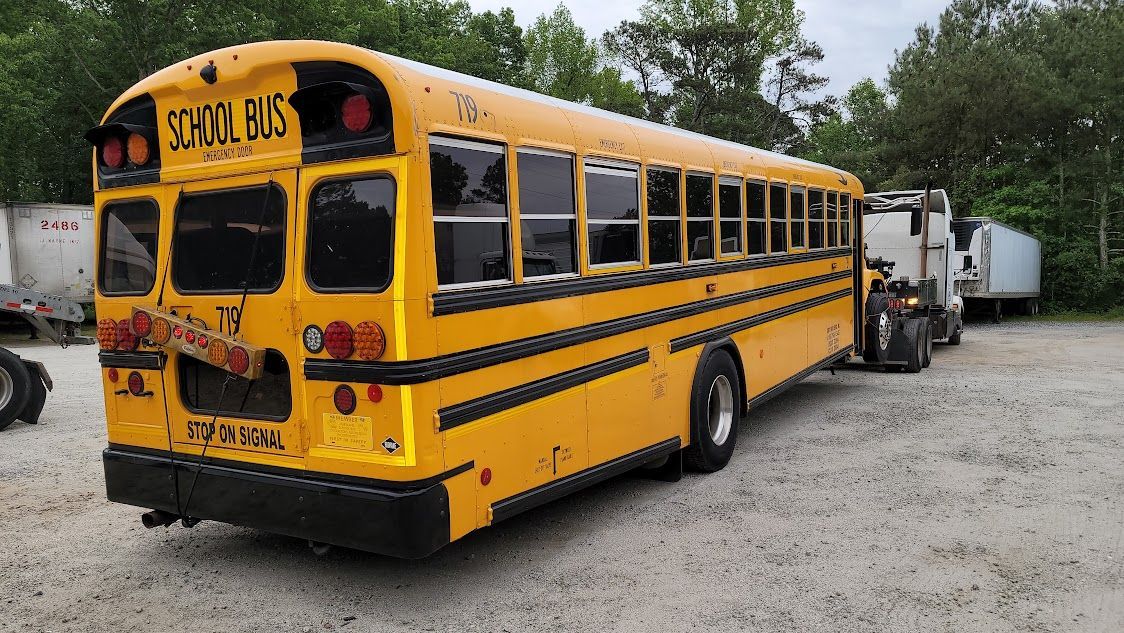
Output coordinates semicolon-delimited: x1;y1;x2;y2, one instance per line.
827;191;839;248
307;176;395;291
646;167;681;266
746;180;767;256
517;149;577;279
584;161;640;267
173;184;286;294
769;182;788;253
808;188;825;249
179;350;291;420
99;199;158;295
789;185;806;250
430;136;511;287
686;173;714;261
841;193;852;248
718;177;743;256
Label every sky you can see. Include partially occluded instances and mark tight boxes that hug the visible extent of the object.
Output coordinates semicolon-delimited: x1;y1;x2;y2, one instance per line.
466;0;951;99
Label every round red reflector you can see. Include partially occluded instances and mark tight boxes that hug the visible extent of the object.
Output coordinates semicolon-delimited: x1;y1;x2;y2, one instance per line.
107;368;119;383
172;325;183;339
333;385;357;415
131;311;152;338
480;468;492;486
197;334;208;348
367;384;383;403
228;346;250;374
127;371;144;396
341;94;373;133
102;136;125;168
116;319;138;351
324;321;354;360
127;133;150;165
184;330;196;344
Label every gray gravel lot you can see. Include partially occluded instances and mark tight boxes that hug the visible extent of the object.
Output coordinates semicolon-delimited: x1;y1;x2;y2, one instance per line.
1;321;1122;632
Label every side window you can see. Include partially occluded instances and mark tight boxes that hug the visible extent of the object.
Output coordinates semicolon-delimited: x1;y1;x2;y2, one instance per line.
789;185;806;250
718;178;743;256
769;182;788;253
100;199;158;295
585;161;640;267
517;149;577;279
308;177;395;291
745;179;767;256
827;191;839;248
430;136;510;288
841;193;852;249
686;173;714;261
646;167;681;266
808;188;825;249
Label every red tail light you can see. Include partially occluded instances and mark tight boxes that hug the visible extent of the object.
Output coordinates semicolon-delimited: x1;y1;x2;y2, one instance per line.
116;319;138;351
102;136;125;168
228;346;250;375
131;311;152;338
184;330;196;344
172;325;183;339
127;371;144;396
333;385;357;414
197;334;208;349
341;94;372;133
96;318;118;350
324;321;354;359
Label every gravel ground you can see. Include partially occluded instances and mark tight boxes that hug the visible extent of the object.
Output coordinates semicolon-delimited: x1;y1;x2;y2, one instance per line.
1;321;1122;632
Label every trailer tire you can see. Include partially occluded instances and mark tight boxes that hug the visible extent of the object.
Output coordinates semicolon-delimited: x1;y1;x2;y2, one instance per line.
921;319;934;368
19;370;47;425
947;328;962;346
0;348;33;431
903;319;925;374
862;292;892;364
684;350;741;473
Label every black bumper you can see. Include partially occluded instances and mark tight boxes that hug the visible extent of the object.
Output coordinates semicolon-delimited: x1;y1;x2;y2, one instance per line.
102;447;452;559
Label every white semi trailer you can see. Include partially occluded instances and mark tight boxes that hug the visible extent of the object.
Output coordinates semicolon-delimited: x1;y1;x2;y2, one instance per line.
864;189;964;345
1;202;96;304
952;217;1042;321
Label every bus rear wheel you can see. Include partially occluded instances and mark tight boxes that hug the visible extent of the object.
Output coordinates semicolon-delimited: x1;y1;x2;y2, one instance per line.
684;350;742;473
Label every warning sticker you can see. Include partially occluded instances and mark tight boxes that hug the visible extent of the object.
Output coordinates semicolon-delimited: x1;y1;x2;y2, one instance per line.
381;437;400;454
322;413;374;450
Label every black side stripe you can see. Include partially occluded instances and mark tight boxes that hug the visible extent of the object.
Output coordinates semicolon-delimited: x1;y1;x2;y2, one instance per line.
305;270;852;385
490;438;681;524
98;350;165;370
433;246;851;315
438;350;649;432
746;347;854;411
670;288;854;353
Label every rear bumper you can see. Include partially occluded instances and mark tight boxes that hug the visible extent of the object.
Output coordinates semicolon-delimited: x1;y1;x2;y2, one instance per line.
102;447;452;558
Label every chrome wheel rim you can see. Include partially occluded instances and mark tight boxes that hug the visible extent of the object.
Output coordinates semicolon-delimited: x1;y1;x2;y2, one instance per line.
707;375;734;445
0;367;12;411
878;311;892;350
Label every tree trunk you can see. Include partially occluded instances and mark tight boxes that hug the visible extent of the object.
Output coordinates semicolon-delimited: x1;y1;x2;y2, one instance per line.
1099;144;1111;270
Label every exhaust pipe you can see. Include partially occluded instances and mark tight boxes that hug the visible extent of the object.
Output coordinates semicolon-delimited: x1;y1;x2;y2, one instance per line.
141;509;180;529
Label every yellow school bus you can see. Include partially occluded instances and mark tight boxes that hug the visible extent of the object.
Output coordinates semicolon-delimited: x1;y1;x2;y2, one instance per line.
91;41;887;558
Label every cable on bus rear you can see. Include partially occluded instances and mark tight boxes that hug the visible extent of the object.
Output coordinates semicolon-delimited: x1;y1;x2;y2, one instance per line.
178;175;274;526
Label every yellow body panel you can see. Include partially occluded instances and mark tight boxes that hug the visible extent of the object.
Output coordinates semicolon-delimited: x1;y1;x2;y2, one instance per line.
94;41;869;552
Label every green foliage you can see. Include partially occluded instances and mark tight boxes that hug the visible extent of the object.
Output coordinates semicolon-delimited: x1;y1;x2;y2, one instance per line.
802;0;1124;311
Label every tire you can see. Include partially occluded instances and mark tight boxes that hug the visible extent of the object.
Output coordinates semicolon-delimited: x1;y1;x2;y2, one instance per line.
947;328;962;346
903;319;924;374
683;350;742;473
921;319;933;368
0;349;33;431
862;292;892;364
19;369;47;425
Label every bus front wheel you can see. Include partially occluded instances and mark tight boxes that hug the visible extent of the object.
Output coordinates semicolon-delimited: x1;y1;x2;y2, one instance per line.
684;350;742;473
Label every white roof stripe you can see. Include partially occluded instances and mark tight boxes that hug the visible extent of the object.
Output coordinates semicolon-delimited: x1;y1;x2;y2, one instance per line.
373;51;856;182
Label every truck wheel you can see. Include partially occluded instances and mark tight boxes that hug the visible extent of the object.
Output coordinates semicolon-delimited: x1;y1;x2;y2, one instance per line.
862;292;892;364
684;350;741;473
0;349;33;431
921;319;934;368
947;328;962;346
903;319;925;374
